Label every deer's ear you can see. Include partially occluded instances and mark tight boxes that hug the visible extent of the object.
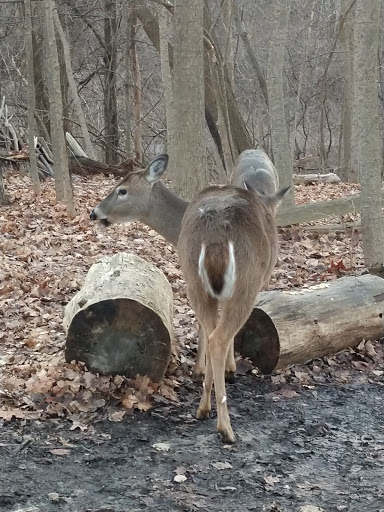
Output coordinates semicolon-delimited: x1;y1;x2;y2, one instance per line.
145;154;169;184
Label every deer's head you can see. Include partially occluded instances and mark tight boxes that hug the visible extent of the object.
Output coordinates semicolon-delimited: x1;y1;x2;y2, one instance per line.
90;154;169;226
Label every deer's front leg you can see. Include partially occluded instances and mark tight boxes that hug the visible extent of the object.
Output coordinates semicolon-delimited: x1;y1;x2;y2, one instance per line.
192;323;206;380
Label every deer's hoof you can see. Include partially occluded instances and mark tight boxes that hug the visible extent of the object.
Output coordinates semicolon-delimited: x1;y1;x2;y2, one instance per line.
196;407;211;420
225;371;236;384
191;371;205;383
218;427;235;444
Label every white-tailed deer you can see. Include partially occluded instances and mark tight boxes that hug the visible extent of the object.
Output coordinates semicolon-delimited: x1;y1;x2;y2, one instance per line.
90;149;278;246
177;183;289;443
90;150;281;379
230;149;279;196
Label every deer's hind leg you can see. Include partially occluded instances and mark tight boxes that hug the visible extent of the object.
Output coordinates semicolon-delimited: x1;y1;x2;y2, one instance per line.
210;294;257;443
188;293;218;420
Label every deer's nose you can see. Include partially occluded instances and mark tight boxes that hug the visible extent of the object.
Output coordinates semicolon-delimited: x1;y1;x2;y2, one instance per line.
90;210;97;221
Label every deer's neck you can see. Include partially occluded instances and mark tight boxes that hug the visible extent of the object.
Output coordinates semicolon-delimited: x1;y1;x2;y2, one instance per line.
145;182;189;246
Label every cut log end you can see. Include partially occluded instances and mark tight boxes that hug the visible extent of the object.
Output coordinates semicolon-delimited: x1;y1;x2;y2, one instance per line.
234;309;280;374
65;298;171;382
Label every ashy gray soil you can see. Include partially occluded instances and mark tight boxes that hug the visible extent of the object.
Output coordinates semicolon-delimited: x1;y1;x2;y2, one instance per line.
1;374;384;512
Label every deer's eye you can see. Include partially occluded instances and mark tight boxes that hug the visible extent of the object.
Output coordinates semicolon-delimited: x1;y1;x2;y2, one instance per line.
118;189;127;197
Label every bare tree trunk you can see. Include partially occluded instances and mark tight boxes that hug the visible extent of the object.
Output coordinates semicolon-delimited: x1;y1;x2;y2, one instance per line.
129;14;143;163
340;0;357;182
318;0;355;168
103;0;119;165
133;1;252;161
44;0;75;215
0;165;11;205
222;0;234;85
32;2;50;138
25;0;41;193
354;0;384;274
159;6;175;171
123;0;132;157
172;0;207;198
267;0;294;205
56;20;70;135
234;7;268;107
53;9;95;159
206;44;234;178
291;0;316;162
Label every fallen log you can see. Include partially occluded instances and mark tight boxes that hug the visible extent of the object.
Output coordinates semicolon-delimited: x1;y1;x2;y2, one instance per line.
68;155;132;177
235;274;384;374
293;172;341;184
276;193;383;227
63;252;173;382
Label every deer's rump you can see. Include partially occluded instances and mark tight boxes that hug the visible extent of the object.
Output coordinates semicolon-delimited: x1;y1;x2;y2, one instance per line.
178;185;278;298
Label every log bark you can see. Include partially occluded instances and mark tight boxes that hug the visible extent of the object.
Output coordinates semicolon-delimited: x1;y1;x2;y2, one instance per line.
276;192;384;227
235;275;384;374
63;253;173;382
68;155;134;177
293;172;341;185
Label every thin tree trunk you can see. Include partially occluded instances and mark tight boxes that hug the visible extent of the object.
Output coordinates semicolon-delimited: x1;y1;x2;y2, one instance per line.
44;0;75;215
234;7;268;107
57;20;70;135
159;6;175;171
129;14;143;163
123;0;132;156
206;44;234;178
222;0;234;85
291;0;316;162
53;9;95;159
354;0;384;274
25;0;41;193
318;0;356;167
267;0;294;205
340;0;357;182
103;0;119;165
32;2;50;138
0;165;11;205
173;0;207;198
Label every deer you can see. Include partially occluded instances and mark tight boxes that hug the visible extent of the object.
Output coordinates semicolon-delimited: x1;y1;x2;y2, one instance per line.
89;149;280;380
177;183;289;443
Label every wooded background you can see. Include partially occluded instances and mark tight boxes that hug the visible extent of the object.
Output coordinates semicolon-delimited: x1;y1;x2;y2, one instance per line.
0;0;383;272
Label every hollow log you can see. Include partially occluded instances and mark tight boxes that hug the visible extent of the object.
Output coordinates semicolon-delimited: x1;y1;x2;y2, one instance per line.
63;252;173;382
235;275;384;374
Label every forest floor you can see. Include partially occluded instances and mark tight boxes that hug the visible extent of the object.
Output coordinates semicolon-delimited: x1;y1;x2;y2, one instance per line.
1;171;384;512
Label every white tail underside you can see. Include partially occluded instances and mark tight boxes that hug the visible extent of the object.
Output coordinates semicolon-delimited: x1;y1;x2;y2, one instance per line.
198;242;236;300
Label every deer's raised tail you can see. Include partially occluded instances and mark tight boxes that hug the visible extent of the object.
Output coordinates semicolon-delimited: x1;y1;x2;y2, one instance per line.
198;242;236;301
